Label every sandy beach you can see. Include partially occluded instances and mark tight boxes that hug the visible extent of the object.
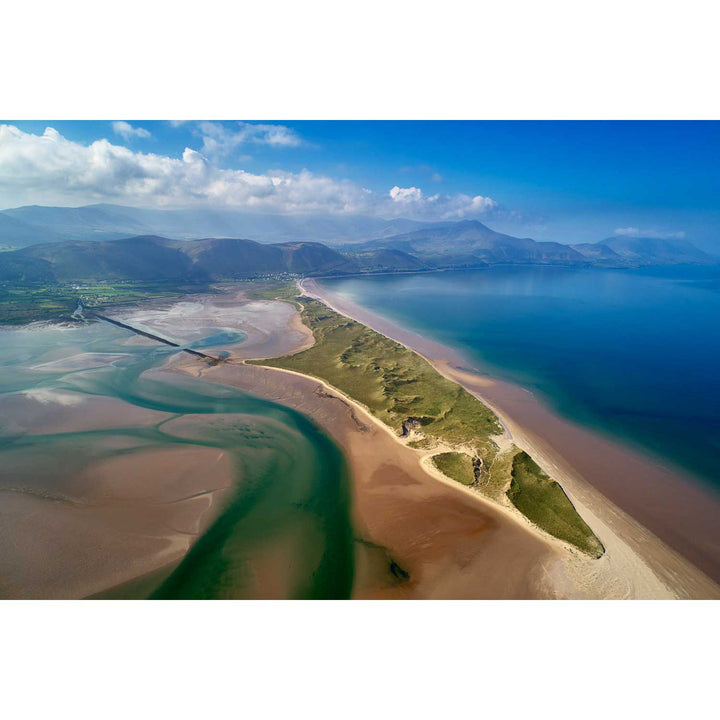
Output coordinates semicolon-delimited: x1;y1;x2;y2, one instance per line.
300;278;720;598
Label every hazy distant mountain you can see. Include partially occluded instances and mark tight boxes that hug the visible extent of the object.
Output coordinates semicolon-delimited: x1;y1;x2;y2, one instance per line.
0;212;63;247
358;220;717;269
576;235;716;265
569;242;624;264
0;204;427;247
356;219;587;267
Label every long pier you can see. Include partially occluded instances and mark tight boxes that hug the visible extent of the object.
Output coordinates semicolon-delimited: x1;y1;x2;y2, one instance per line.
92;313;219;361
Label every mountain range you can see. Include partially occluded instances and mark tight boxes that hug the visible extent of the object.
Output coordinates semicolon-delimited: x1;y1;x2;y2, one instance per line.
349;220;715;268
0;214;715;284
350;220;585;267
573;235;713;265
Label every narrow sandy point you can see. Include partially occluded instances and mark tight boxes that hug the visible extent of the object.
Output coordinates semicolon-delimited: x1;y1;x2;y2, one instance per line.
299;277;720;598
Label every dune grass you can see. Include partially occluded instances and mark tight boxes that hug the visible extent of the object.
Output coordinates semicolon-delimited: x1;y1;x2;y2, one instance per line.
508;452;604;557
255;297;502;457
253;290;603;557
432;451;477;486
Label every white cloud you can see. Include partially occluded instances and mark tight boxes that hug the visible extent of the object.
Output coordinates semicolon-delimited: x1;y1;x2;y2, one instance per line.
112;121;152;141
389;185;497;219
390;185;423;203
0;125;498;220
614;226;686;239
196;121;302;158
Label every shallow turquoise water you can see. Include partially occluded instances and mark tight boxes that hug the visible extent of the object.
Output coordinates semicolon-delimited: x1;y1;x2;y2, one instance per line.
188;329;246;350
322;265;720;489
0;321;354;598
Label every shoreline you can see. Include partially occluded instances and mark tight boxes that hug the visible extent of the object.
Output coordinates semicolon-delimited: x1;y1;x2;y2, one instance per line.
300;277;720;597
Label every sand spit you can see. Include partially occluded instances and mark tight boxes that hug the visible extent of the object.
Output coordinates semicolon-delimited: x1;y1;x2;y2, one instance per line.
153;287;693;598
173;360;558;599
300;278;720;599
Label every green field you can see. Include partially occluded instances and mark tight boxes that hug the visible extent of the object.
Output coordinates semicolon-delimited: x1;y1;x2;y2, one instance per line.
508;452;604;557
255;286;604;557
0;280;212;325
432;451;477;486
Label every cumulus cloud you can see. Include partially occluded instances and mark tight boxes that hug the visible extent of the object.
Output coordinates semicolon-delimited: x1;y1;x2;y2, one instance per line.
389;185;497;219
0;125;356;211
390;185;423;203
614;226;686;239
196;121;303;158
0;125;499;220
112;121;152;141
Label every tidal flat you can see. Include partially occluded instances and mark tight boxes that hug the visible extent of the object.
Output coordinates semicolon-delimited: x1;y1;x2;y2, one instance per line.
0;297;353;599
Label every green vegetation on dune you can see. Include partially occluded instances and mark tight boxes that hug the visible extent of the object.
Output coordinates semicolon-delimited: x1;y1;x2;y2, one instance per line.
508;452;604;557
432;451;477;486
255;289;604;558
256;296;502;458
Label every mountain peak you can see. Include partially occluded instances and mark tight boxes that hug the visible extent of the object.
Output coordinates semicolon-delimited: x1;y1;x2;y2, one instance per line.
454;219;491;229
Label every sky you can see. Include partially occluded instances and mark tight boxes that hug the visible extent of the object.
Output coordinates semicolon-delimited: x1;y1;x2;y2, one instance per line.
1;120;718;248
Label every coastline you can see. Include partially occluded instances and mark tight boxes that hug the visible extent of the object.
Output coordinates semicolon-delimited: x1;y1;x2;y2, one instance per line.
51;283;715;599
300;277;720;597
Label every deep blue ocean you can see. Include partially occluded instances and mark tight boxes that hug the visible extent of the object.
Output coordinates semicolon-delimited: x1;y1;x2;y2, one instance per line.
322;265;720;489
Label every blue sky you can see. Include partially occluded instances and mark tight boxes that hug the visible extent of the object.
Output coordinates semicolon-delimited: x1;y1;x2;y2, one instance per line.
2;120;718;248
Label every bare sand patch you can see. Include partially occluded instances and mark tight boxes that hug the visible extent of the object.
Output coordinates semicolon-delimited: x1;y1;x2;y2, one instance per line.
0;438;234;599
1;390;173;436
